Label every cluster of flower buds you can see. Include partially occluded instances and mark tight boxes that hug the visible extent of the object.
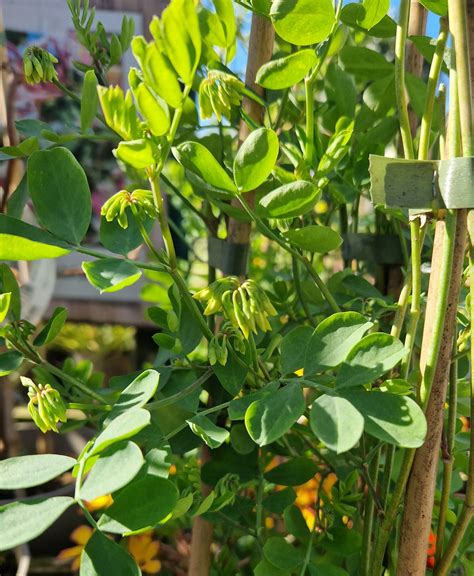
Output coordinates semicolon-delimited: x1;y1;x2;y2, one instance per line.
198;70;245;122
208;322;246;366
457;325;470;353
23;47;58;84
21;377;67;433
194;276;277;339
101;189;157;228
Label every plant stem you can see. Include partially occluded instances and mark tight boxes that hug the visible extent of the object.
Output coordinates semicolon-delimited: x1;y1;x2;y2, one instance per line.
394;0;415;160
292;256;316;326
435;345;457;563
42;360;107;405
361;449;381;576
147;370;213;411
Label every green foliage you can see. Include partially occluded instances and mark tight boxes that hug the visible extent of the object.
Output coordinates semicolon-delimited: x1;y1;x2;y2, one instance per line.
0;455;76;490
233;128;279;192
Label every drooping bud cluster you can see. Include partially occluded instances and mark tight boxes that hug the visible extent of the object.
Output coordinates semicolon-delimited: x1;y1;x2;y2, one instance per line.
23;47;58;84
208;321;246;366
198;70;245;122
21;377;67;433
194;276;277;339
101;189;157;228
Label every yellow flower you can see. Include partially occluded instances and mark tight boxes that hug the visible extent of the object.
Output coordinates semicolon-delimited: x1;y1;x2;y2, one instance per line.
57;525;93;572
265;517;275;529
315;200;329;214
84;494;114;511
128;532;162;574
295;472;338;530
294;368;304;377
169;464;177;475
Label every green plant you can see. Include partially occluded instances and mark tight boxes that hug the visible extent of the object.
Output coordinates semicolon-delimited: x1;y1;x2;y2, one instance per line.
0;1;473;575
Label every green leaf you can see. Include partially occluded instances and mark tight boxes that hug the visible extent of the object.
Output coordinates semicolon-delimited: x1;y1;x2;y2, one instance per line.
263;536;304;571
230;423;255;455
187;414;230;449
310;394;364;454
80;442;144;501
97;474;178;534
245;384;305;446
0;137;40;160
317;119;354;175
7;173;29;219
270;0;336;46
286;226;342;253
336;333;407;389
213;0;237;62
263;487;296;513
259;180;320;218
114;139;156;169
109;369;160;417
100;214;152;256
81;70;99;132
0;215;71;260
133;83;170;136
28;148;91;244
161;0;201;84
34;307;68;346
90;408;151;456
0;264;20;320
418;0;448;16
305;312;373;375
0;454;76;490
137;39;183;108
234;128;279;192
254;559;289;576
339;390;427;447
82;258;142;293
228;382;279;420
0;497;74;551
281;326;313;374
173;141;236;194
0;292;11;323
359;0;390;29
264;457;318;486
80;529;140;576
256;49;318;89
340;46;393;79
0;350;24;376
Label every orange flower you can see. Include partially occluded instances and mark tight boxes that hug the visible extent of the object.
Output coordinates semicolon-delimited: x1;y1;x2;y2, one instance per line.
84;494;113;511
57;525;93;572
128;531;161;574
295;472;338;530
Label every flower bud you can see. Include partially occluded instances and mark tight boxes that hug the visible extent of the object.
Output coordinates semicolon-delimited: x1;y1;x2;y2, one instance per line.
21;377;67;433
23;47;58;85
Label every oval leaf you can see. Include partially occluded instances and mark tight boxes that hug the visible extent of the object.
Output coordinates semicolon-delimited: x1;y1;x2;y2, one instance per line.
270;0;336;46
34;307;68;346
28;148;91;244
173;141;236;193
245;384;305;446
259;180;320;218
187;414;230;449
257;49;318;89
0;350;24;376
80;442;144;501
336;333;407;389
0;454;76;490
90;408;151;456
340;390;427;447
234;128;279;192
286;225;342;253
114;139;156;169
310;394;364;454
305;312;373;375
82;258;142;293
80;529;140;576
97;474;178;534
109;369;160;418
0;215;70;260
81;70;99;132
0;497;74;551
264;457;318;486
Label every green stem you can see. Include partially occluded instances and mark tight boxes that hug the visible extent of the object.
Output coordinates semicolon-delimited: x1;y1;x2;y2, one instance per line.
236;195;340;312
163;400;231;442
299;516;318;576
304;77;315;164
370;448;416;576
361;449;381;576
394;0;415;159
147;370;213;411
43;361;107;405
292;256;316;326
418;17;449;160
160;173;208;225
67;402;112;411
